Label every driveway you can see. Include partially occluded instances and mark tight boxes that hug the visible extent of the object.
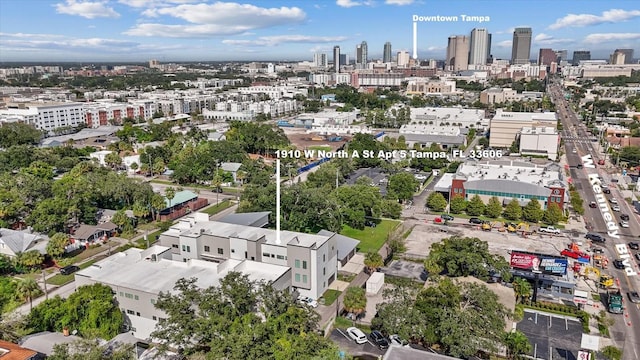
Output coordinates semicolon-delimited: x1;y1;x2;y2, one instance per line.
329;328;386;357
516;310;583;360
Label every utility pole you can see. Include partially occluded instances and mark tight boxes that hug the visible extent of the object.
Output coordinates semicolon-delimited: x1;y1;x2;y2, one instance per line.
42;269;48;300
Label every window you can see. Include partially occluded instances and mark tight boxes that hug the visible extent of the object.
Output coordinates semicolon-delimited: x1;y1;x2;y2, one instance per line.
153;316;157;321
119;292;123;297
186;246;190;252
125;293;133;299
172;244;178;249
136;312;141;316
295;273;301;282
126;309;135;315
276;255;285;260
323;254;326;262
218;248;224;255
150;299;156;304
302;275;307;283
263;252;270;257
323;267;326;275
182;245;186;251
302;261;307;270
295;260;300;268
134;295;139;300
204;246;210;252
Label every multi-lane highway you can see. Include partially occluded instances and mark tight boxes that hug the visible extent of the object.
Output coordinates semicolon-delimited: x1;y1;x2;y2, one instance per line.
550;81;640;359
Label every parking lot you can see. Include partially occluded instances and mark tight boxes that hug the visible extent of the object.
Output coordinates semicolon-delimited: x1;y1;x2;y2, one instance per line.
329;329;386;357
516;310;583;360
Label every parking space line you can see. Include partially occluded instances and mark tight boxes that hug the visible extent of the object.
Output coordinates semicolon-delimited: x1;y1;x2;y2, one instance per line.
565;318;568;331
336;329;349;340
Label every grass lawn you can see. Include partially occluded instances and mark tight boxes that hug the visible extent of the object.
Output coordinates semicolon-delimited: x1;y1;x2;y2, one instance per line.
334;316;371;332
15;272;42;281
321;289;341;306
341;219;400;253
201;200;233;216
46;259;98;286
66;240;118;263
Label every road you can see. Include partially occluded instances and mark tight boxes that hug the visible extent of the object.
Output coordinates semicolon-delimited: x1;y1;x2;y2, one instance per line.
550;81;640;359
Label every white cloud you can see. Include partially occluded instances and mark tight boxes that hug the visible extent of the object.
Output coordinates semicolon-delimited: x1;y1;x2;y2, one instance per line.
125;2;305;37
336;0;363;8
385;0;414;5
583;33;640;44
118;0;199;8
548;9;640;30
534;33;573;45
55;0;120;19
222;35;348;47
496;40;512;48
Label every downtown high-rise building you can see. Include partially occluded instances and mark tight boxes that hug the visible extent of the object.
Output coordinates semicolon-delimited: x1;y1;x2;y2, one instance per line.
356;41;368;69
383;42;392;63
468;28;491;65
446;35;470;71
339;54;349;67
538;48;557;66
555;50;568;63
572;50;591;65
511;27;532;65
397;50;410;67
333;46;340;73
313;53;327;68
615;49;634;64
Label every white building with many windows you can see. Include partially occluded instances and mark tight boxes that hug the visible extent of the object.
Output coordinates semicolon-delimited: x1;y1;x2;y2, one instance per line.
0;101;84;132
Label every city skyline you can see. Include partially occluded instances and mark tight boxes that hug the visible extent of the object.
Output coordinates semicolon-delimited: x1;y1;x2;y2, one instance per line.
0;0;639;62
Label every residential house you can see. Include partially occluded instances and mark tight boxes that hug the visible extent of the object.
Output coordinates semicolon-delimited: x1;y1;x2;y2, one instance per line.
0;228;49;258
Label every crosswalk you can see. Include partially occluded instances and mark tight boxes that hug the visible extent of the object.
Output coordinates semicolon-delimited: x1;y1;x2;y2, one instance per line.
562;136;597;144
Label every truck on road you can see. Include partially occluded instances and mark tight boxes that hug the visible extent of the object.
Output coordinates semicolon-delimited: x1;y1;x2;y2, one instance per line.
539;226;561;234
607;288;623;314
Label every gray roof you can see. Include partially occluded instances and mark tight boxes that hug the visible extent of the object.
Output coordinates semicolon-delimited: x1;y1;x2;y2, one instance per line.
383;345;458;360
0;228;48;256
464;179;552;198
317;230;359;261
400;133;466;145
219;212;270;228
220;162;242;172
40;126;121;145
20;331;82;355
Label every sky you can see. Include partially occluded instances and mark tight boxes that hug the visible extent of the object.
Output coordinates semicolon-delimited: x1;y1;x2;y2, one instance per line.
0;0;639;62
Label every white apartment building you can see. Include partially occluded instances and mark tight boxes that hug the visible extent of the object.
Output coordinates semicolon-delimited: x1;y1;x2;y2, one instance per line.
308;74;332;85
519;126;560;160
75;245;291;340
238;85;308;100
410;107;489;129
157;213;340;300
489;110;557;147
0;101;84;132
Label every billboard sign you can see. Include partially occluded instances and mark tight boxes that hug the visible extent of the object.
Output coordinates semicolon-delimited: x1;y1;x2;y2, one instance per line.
510;252;568;276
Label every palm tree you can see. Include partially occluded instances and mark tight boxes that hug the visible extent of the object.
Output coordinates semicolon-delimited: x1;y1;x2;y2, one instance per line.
364;251;383;274
512;277;532;304
343;287;367;322
16;278;41;311
503;330;532;359
165;187;176;214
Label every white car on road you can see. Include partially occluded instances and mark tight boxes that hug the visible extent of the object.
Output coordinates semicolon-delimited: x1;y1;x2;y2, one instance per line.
346;327;368;344
297;296;318;308
612;205;621;212
619;221;630;228
539;226;561;234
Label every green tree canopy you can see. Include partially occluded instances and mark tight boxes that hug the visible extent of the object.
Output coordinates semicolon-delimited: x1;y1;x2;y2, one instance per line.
426;192;447;212
449;195;467;214
387;172;419;202
485;196;503;218
543;202;563;225
0;123;42;148
343;286;367;316
466;194;486;216
46;233;70;259
523;198;543;223
364;251;384;273
503;199;523;221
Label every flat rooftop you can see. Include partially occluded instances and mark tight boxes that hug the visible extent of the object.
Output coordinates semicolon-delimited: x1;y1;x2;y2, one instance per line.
521;126;558;135
164;220;331;249
76;246;290;294
454;159;564;187
492;110;557;122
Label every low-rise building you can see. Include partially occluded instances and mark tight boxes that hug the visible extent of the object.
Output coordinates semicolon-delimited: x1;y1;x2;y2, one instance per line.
75;245;291;340
519;126;560;160
489;110;557;148
0;228;49;258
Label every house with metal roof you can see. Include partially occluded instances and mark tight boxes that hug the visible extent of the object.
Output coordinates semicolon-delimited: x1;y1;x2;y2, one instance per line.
0;228;49;258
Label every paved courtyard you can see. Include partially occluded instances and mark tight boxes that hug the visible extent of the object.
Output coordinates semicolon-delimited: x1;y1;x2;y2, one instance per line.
517;310;583;360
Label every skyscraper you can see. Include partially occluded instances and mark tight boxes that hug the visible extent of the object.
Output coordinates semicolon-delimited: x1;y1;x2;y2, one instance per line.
615;49;634;64
356;41;368;69
511;27;532;65
383;42;392;63
313;53;327;68
397;50;410;67
446;35;469;71
333;46;340;73
469;28;491;65
572;51;590;65
538;48;557;66
555;50;568;63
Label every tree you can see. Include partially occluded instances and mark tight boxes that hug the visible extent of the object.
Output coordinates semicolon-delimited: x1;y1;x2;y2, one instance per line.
424;236;511;281
387;173;419;202
0;122;42;148
46;233;70;259
503;330;532;359
15;278;41;311
110;210;130;230
543;202;563;225
466;194;486;216
522;198;543;223
364;251;384;274
343;287;367;319
485;196;503;218
601;345;623;360
503;199;523;221
49;339;135;360
16;250;44;269
150;193;166;221
104;152;122;169
449;195;467;214
512;277;532;304
164;187;176;212
129;162;138;172
132;201;149;220
426;192;447;212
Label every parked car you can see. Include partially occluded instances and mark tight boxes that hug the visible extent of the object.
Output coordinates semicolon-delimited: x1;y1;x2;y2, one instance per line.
591;247;604;254
369;330;389;350
296;295;318;308
612;205;621;212
610;198;618;204
629;242;639;250
589;202;597;208
603;188;611;194
388;334;407;346
628;291;640;304
469;217;483;224
441;214;454;221
539;226;561;234
60;265;80;275
585;233;605;242
635;253;640;261
620;221;630;228
346;327;368;344
621;214;630;221
577;164;583;169
613;259;625;269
